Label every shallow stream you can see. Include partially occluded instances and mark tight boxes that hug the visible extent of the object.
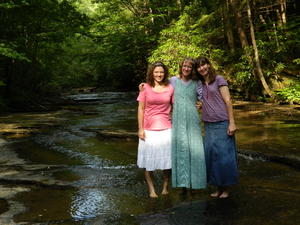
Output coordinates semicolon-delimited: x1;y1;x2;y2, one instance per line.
0;92;299;225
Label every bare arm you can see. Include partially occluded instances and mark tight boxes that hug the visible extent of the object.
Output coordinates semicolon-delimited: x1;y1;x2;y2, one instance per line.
138;83;146;91
137;101;145;139
219;86;236;136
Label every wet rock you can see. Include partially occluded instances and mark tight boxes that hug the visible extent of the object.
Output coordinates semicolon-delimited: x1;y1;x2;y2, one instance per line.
73;87;98;93
0;186;29;225
0;144;74;189
238;149;300;170
0;198;9;215
0;164;74;189
82;128;137;141
97;129;137;141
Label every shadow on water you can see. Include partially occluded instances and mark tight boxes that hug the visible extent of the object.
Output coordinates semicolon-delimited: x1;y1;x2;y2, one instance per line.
0;93;299;224
137;199;240;225
137;157;300;225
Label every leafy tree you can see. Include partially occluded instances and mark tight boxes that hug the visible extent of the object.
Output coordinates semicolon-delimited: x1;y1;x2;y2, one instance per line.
0;0;88;108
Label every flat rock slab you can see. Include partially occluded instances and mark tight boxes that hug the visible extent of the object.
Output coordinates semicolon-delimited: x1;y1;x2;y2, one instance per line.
82;128;137;141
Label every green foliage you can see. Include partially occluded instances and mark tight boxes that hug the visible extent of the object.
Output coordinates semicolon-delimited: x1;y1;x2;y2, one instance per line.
149;6;224;76
231;52;260;96
0;80;5;87
0;0;299;111
0;43;30;62
0;0;88;103
148;20;205;76
293;58;300;65
275;83;300;104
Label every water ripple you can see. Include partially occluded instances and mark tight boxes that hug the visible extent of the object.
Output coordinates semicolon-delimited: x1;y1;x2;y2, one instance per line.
70;188;114;221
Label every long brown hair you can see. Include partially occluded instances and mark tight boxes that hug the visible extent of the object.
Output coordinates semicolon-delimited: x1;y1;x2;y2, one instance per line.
178;57;198;80
195;56;217;84
146;62;169;87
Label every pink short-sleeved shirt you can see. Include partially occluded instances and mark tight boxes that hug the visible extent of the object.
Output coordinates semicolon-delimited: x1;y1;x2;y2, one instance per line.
137;83;174;131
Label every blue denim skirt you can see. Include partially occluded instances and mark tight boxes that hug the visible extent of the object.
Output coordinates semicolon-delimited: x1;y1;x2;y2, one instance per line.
204;121;239;186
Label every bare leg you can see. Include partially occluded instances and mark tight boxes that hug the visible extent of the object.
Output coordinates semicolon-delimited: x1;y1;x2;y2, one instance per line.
162;169;171;195
144;170;158;198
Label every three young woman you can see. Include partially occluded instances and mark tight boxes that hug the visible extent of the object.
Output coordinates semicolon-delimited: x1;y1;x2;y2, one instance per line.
137;57;239;198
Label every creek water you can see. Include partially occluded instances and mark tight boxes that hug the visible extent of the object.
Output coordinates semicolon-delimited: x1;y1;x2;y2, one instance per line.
0;92;299;225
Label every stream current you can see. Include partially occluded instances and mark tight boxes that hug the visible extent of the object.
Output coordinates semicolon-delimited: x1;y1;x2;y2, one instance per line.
0;92;299;225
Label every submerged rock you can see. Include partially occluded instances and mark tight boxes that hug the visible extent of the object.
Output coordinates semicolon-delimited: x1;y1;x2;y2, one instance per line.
82;128;137;141
238;149;300;170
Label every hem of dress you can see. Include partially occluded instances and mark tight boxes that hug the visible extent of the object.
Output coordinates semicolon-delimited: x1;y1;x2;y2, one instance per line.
208;181;239;186
172;184;207;189
143;127;172;131
138;166;171;172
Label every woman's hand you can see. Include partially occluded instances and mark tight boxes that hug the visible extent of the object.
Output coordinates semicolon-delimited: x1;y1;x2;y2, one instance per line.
139;83;146;91
138;128;145;140
227;122;237;136
196;101;202;109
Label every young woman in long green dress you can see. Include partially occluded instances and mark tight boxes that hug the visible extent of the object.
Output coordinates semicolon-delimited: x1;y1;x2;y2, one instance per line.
170;58;206;189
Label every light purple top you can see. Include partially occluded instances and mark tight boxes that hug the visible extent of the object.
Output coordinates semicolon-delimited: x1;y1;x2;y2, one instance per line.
169;76;203;100
202;75;228;122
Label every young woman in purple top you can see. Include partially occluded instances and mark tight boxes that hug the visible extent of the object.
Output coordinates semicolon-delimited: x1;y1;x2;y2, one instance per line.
195;56;239;198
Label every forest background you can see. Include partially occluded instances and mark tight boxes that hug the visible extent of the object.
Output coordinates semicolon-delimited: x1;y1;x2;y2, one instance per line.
0;0;299;111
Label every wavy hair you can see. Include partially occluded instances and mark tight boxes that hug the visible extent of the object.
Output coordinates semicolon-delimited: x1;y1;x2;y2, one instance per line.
178;57;198;80
146;62;169;87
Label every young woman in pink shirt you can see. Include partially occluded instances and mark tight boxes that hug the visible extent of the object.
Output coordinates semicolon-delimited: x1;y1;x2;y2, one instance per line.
137;62;174;198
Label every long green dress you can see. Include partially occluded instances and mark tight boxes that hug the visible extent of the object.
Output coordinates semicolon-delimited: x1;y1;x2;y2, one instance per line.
171;78;207;189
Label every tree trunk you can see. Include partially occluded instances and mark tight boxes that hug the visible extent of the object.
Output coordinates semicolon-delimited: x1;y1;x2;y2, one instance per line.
231;0;249;49
177;0;183;12
259;14;280;49
279;0;287;24
246;0;273;97
224;0;235;53
272;22;280;49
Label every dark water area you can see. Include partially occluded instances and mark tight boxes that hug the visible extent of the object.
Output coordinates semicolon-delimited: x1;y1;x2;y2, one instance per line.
0;92;299;225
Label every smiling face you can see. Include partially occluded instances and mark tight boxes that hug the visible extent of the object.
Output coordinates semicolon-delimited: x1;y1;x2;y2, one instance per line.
153;66;165;84
197;63;210;77
146;62;169;87
181;60;193;78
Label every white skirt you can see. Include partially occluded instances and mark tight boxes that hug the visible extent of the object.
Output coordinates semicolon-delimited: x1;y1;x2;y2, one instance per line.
137;129;172;171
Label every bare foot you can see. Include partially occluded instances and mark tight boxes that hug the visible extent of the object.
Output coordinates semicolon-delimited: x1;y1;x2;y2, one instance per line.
161;190;169;195
149;192;158;198
219;191;229;198
210;191;221;198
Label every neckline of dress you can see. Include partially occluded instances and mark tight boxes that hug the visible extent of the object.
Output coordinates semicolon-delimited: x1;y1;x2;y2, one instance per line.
178;78;192;86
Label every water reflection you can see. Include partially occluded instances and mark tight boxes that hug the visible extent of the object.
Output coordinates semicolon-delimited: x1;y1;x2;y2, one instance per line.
70;188;112;221
138;199;239;225
2;92;300;225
